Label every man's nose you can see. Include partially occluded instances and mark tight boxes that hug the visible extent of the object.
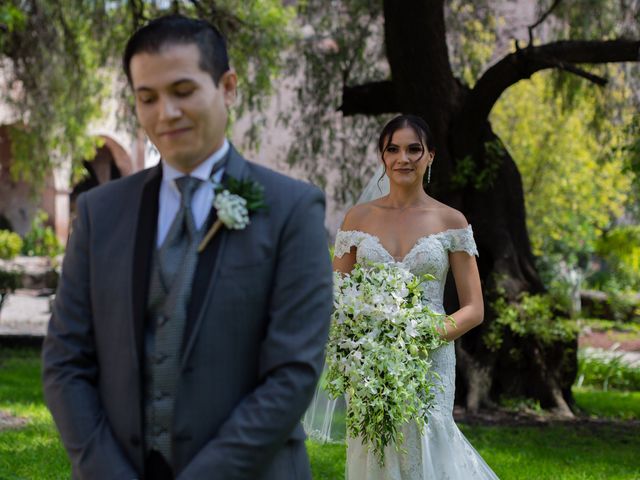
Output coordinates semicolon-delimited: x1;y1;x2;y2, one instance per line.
158;97;181;120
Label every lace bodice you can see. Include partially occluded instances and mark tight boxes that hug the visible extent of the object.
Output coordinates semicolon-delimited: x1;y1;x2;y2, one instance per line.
334;225;478;314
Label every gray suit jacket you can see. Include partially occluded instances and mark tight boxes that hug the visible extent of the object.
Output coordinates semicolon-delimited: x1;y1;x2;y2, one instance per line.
42;146;333;479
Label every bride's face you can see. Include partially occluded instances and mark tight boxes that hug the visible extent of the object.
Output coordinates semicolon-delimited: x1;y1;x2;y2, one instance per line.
381;127;434;187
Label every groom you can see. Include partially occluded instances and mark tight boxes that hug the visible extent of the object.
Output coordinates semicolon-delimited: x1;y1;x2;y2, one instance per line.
42;14;333;480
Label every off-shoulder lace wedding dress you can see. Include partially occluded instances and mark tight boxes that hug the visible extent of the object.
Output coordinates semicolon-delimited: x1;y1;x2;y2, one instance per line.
333;225;499;480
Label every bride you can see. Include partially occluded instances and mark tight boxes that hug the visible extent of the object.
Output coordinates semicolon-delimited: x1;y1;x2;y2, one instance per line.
331;114;499;479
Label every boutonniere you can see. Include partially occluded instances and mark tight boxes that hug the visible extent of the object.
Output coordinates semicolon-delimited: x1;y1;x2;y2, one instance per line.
197;177;267;253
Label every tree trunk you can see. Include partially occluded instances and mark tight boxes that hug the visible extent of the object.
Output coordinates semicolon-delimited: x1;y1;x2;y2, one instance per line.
342;0;638;413
429;121;579;414
443;126;577;415
380;0;578;414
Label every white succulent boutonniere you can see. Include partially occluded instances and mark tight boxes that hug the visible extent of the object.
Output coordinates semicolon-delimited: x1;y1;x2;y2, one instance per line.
197;177;267;252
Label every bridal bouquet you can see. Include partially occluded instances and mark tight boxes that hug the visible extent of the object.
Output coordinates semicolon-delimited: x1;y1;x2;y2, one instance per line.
325;261;449;465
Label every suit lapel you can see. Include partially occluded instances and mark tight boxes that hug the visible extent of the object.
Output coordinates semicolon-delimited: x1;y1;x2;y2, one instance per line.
132;164;162;365
183;203;220;347
181;145;249;364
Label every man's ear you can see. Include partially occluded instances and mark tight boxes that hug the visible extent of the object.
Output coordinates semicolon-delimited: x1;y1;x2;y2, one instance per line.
220;69;238;107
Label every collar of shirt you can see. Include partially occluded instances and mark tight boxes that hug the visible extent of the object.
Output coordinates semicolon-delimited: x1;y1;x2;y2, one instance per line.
161;138;229;189
157;139;229;247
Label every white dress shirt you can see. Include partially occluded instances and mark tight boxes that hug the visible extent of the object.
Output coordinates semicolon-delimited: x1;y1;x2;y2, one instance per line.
156;139;229;247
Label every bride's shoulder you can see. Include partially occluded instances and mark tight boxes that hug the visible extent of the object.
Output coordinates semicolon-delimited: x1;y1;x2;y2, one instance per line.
340;202;376;231
429;199;469;230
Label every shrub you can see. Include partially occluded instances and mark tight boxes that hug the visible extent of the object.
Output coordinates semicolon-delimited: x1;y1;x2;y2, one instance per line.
0;268;22;310
576;347;640;391
484;292;578;352
0;230;23;259
580;284;640;324
592;225;640;290
21;211;63;258
605;287;640;323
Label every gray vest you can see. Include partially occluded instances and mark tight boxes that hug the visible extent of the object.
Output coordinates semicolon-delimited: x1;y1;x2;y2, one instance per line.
143;249;188;462
142;163;225;464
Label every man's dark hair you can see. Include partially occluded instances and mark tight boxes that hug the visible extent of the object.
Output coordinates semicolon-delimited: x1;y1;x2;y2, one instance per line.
123;14;230;86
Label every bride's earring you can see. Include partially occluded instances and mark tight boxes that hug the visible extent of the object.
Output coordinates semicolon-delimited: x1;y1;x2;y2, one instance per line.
427;164;432;184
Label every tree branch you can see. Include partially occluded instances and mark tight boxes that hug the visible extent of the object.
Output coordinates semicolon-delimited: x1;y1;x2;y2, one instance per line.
547;59;608;85
452;39;640;158
528;0;563;44
128;0;146;31
514;44;608;85
338;80;400;116
193;1;245;35
188;0;210;19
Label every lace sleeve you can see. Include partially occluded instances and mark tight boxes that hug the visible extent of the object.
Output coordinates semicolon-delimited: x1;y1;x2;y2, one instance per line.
333;230;365;258
444;225;479;256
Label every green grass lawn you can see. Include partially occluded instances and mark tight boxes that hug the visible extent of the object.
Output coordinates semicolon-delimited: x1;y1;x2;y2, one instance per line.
459;423;640;480
2;347;640;479
307;423;640;480
573;387;640;420
0;348;69;479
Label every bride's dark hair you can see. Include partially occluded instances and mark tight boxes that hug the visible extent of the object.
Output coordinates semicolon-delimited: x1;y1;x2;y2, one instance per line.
378;114;435;154
377;114;435;185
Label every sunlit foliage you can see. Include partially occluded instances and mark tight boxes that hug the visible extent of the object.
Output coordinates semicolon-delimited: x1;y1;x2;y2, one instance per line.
0;0;294;185
491;72;635;260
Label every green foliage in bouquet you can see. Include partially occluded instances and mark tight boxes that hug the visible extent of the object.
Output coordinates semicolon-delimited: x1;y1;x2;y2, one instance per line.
0;230;23;259
21;211;63;258
325;262;450;465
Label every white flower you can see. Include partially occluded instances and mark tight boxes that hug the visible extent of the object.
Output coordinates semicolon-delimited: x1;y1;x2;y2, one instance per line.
405;319;419;338
214;190;250;229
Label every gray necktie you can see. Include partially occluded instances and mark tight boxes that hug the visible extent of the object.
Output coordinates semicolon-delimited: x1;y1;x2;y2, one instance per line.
158;176;203;287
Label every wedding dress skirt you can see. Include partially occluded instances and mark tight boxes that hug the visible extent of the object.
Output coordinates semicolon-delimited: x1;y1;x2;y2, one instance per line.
346;342;498;479
333;226;500;480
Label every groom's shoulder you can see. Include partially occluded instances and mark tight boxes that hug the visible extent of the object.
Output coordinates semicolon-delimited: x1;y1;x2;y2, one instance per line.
81;167;153;205
245;160;323;204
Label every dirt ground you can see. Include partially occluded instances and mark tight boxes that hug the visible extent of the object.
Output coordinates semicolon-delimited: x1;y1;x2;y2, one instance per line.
579;330;640;352
0;410;27;432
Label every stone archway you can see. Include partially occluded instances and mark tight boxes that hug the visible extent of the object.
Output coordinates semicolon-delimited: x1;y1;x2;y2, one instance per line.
69;135;134;212
100;135;135;176
0;124;142;245
45;133;140;245
0;124;38;236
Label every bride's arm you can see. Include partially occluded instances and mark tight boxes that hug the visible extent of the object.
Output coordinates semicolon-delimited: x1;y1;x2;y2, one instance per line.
443;250;484;341
333;248;356;274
